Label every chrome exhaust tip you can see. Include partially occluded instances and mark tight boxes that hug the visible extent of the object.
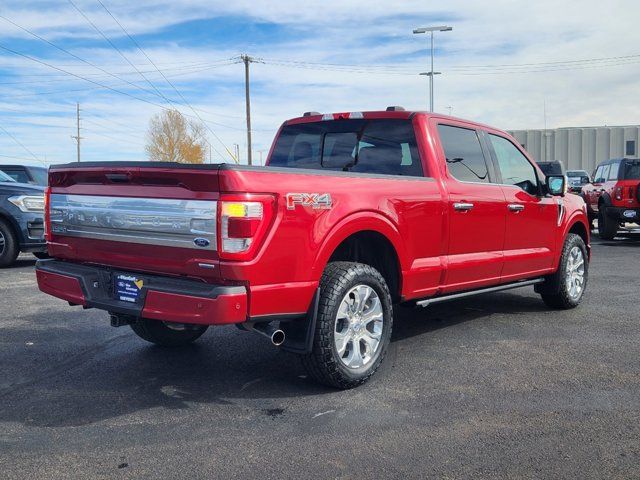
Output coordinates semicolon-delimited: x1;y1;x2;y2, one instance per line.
243;322;285;346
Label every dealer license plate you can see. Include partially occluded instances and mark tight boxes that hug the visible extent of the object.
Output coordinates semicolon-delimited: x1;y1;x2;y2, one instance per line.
113;273;145;304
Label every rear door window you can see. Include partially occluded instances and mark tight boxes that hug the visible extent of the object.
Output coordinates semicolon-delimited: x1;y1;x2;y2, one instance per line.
437;124;489;183
269;119;424;177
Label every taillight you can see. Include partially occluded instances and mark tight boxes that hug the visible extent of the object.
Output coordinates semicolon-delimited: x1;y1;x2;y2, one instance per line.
44;186;51;242
614;186;623;201
218;194;276;260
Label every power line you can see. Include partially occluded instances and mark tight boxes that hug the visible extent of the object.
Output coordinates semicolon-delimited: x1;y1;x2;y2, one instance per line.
0;43;246;137
94;0;237;162
260;54;640;75
0;60;235;81
0;13;176;102
0;124;43;164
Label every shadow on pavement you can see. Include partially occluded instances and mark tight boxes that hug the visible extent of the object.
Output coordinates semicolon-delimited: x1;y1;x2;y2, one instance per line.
0;290;550;428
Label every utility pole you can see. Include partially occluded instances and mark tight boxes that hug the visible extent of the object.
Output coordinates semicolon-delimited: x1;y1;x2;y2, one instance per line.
70;102;82;162
241;54;254;165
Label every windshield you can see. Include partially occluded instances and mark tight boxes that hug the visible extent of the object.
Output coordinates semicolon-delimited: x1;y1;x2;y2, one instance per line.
30;167;48;185
0;170;16;182
622;160;640;179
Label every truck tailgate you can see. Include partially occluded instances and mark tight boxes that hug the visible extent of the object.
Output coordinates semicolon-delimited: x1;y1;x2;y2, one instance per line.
47;162;222;281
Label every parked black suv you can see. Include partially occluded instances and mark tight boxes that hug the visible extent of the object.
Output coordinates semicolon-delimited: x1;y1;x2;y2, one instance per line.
0;164;48;186
536;161;564;176
0;170;47;267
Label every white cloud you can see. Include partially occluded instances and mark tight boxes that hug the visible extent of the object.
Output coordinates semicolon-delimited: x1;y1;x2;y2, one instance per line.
0;0;638;165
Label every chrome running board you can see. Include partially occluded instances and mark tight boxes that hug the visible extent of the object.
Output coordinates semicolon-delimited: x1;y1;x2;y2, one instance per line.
416;278;545;307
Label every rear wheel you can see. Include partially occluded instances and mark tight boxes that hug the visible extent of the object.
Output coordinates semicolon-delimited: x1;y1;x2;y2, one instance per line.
130;318;208;347
597;207;618;240
539;233;588;309
0;219;19;268
301;262;393;389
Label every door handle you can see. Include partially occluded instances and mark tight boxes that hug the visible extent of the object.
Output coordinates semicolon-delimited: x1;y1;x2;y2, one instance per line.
508;203;525;212
453;202;474;212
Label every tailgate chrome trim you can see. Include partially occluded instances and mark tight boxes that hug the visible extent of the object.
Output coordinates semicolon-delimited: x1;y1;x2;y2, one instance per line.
49;194;217;250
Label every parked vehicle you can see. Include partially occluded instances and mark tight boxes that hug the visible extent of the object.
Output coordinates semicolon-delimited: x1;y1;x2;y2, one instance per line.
566;170;591;193
36;109;590;388
0;170;46;267
536;161;564;176
581;158;640;239
0;164;48;186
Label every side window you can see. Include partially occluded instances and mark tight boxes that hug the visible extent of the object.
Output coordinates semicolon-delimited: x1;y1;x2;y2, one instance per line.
607;162;619;180
600;164;611;182
488;134;539;195
437;124;489;183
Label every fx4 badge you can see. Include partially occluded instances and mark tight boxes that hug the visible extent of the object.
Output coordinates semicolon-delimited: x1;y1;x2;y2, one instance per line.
286;193;332;210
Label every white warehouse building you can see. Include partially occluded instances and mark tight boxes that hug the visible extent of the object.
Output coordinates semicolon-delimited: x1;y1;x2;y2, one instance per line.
508;125;640;174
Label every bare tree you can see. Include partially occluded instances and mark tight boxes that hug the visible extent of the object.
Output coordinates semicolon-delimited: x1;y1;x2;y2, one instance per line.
145;109;207;164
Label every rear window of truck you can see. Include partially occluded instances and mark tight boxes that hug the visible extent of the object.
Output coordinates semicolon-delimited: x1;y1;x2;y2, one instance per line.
269;119;424;177
622;159;640;179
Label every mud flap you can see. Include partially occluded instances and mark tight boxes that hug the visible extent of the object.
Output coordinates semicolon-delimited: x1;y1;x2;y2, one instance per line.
280;288;320;354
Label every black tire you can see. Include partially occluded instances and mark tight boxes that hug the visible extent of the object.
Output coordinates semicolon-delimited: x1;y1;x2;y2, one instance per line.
301;262;393;389
538;233;588;309
597;206;617;240
130;318;208;347
0;218;19;268
33;251;50;260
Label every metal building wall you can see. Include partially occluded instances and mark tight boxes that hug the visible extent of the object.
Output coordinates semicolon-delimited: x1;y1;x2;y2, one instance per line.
508;125;640;174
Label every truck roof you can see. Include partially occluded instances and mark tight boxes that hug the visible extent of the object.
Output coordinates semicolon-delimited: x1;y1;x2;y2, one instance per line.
284;109;504;133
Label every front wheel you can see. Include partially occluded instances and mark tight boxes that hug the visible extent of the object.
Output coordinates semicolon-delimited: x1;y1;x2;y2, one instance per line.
130;318;208;347
538;233;588;309
301;262;393;389
0;219;19;268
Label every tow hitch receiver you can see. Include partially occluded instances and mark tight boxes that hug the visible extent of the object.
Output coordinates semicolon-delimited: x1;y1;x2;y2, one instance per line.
110;313;135;327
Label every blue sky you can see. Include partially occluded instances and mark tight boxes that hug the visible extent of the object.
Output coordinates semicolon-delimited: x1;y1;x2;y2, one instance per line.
0;0;638;166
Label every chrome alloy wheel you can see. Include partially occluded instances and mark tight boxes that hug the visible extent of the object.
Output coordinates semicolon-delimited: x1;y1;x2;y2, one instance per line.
565;246;585;301
334;284;384;369
0;230;5;256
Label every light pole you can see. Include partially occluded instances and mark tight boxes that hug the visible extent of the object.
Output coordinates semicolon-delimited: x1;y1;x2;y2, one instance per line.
413;25;452;112
419;72;441;111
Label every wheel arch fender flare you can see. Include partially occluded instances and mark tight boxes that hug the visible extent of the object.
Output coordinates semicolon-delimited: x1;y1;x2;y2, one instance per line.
598;192;612;208
558;213;591;264
310;211;408;282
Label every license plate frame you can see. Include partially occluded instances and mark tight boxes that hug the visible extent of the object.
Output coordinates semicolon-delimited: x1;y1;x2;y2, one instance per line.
112;273;146;305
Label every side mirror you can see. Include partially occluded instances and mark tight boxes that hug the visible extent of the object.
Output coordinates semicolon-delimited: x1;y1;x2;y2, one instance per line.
547;175;566;196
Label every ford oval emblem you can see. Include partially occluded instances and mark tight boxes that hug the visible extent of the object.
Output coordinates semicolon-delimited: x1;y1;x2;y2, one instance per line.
193;238;210;248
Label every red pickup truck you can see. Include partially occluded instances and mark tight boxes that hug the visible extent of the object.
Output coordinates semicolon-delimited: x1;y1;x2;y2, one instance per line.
580;157;640;239
36;108;590;388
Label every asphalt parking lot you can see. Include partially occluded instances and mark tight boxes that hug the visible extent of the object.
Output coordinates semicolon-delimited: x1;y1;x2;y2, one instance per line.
1;233;639;479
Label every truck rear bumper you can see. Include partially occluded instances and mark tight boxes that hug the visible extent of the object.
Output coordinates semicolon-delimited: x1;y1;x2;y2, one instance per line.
36;259;247;325
606;206;640;222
